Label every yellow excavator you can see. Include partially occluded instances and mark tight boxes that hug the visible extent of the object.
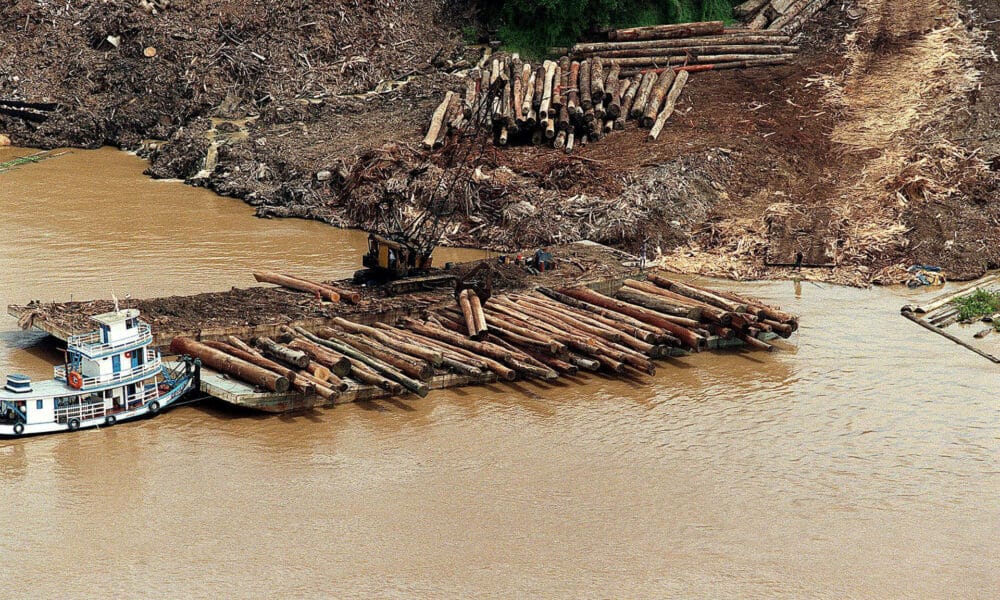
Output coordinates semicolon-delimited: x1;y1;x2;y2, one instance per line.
356;79;502;293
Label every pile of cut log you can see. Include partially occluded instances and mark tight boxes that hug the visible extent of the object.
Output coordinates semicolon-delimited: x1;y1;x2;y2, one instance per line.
171;275;798;404
424;50;696;151
570;21;799;77
732;0;834;33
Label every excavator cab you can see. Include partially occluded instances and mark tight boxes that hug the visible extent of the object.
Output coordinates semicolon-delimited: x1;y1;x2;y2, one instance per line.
360;234;433;280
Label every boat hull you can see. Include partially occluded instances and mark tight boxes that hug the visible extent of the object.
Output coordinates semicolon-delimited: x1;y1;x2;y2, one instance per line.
0;376;195;438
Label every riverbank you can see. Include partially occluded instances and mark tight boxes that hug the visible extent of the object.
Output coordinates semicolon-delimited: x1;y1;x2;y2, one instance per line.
1;0;997;286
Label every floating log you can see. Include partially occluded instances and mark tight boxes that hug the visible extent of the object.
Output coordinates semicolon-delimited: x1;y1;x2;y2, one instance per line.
738;332;774;352
649;69;688;140
610;21;725;42
170;337;290;393
641;69;676;128
255;336;310;369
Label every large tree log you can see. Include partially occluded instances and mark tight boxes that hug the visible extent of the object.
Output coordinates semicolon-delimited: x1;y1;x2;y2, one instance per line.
590;57;605;104
579;44;793;59
620;77;641;117
521;68;536;123
734;0;770;18
317;327;434;382
604;63;621;119
285;337;351;377
422;91;455;149
331;318;443;367
619;56;792;77
469;293;488;336
571;34;792;54
294;326;428;396
615;287;700;319
457;289;479;338
401;319;517;381
254;336;310;368
170;337;289;393
641;69;676;128
535;287;674;345
533;65;545;111
778;0;832;34
558;287;705;350
253;271;339;302
630;71;657;119
202;341;311;393
647;274;748;312
567;60;581;114
610;21;725;42
649;69;688;140
579;59;592;111
551;64;563;111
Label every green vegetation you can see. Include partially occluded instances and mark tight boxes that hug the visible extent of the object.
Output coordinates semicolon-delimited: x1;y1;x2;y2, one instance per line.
484;0;740;58
951;289;1000;321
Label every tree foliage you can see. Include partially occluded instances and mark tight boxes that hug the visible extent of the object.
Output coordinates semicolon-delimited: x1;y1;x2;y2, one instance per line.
483;0;739;58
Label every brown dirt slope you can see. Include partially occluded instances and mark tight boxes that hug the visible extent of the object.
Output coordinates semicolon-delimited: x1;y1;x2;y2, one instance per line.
1;0;997;286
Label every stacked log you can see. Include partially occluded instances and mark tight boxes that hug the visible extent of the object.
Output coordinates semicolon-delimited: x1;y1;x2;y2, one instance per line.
732;0;834;34
570;25;799;76
252;271;360;304
183;275;796;407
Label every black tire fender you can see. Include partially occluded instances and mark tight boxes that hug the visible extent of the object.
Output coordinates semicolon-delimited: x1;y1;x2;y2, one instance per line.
105;415;116;426
68;418;80;431
13;423;24;435
148;401;160;414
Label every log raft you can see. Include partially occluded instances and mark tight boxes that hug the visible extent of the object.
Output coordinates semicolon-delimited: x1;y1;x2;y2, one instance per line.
179;274;797;412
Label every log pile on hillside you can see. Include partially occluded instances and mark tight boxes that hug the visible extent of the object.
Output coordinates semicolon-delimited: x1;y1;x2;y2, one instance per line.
171;275;798;405
733;0;834;33
424;18;807;152
570;22;799;76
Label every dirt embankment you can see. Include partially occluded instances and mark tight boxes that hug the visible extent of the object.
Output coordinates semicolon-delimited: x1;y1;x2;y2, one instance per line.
1;1;997;286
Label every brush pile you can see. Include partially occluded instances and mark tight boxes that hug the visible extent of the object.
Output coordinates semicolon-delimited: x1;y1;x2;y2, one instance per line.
732;0;834;33
171;274;798;406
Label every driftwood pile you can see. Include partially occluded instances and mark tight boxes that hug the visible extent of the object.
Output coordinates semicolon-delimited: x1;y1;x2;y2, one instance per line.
732;0;834;33
570;21;799;77
171;274;799;404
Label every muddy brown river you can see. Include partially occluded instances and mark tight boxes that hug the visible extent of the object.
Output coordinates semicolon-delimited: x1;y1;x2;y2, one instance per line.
0;147;997;598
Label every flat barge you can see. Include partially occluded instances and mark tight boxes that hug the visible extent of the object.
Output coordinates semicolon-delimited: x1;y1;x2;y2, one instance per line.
8;243;798;413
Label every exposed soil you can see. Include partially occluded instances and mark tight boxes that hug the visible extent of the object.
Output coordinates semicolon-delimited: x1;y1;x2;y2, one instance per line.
1;0;996;286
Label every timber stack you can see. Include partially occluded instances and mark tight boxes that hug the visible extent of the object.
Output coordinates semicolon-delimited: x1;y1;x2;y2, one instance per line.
424;14;813;151
732;0;834;33
171;274;798;409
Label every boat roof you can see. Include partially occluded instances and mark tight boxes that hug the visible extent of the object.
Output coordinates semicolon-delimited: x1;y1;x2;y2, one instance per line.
0;378;78;400
91;308;139;326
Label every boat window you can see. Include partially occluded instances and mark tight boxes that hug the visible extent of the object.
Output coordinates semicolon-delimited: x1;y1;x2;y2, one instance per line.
36;399;43;410
126;317;137;329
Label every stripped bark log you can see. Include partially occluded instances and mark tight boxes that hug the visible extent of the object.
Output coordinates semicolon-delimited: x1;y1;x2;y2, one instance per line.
641;68;676;128
422;91;454;149
649;69;688;140
558;287;704;350
631;71;657;119
253;271;340;302
285;337;352;377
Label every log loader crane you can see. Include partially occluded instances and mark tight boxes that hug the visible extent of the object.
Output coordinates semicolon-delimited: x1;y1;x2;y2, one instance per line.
355;78;502;294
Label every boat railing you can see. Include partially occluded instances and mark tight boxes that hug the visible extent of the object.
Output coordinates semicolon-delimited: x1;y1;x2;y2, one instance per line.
68;323;152;357
54;349;161;389
53;385;160;423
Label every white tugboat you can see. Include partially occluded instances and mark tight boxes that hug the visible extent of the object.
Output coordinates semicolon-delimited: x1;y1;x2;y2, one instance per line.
0;308;199;437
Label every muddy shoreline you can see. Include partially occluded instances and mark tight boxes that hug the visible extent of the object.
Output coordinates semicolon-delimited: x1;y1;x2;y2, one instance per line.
1;0;997;286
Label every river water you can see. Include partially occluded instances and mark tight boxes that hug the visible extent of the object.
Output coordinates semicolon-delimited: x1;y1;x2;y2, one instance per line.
0;147;997;598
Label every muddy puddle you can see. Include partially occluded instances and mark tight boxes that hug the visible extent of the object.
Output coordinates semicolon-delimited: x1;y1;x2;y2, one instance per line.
0;147;996;597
